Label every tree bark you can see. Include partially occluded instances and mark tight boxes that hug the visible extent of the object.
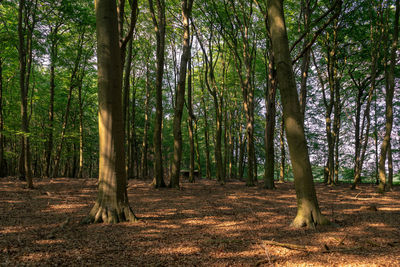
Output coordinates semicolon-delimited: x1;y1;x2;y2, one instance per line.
268;0;328;228
84;0;137;224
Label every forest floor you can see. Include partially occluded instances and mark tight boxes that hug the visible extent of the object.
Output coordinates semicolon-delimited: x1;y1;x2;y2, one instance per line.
1;177;399;266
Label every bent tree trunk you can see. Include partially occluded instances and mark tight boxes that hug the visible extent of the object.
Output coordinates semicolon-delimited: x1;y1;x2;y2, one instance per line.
268;0;328;228
84;0;137;224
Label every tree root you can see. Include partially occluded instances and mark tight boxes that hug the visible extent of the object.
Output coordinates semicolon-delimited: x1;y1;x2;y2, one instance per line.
82;203;139;224
290;210;330;229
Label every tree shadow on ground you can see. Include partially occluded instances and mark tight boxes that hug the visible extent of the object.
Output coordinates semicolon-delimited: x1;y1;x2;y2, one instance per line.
0;177;399;266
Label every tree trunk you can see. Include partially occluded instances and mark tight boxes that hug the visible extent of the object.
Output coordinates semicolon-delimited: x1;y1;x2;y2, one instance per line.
149;0;166;188
279;116;285;182
378;0;398;192
387;141;393;190
78;76;84;178
264;51;276;189
170;0;193;188
298;0;311;120
141;64;151;179
187;54;195;183
194;119;202;178
52;38;83;178
18;0;36;188
45;28;58;178
202;94;211;180
123;36;133;174
268;0;328;228
84;0;137;224
0;58;4;177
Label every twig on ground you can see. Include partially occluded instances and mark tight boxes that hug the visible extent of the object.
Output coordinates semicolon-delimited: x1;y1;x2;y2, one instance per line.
263;240;308;251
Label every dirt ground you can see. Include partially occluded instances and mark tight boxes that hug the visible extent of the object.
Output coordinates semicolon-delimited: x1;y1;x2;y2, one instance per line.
1;177;399;266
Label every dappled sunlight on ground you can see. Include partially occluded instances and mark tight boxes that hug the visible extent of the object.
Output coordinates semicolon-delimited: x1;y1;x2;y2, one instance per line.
0;177;399;266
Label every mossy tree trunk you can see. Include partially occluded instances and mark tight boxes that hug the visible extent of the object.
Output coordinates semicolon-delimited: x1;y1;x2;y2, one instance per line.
85;0;138;224
267;0;329;228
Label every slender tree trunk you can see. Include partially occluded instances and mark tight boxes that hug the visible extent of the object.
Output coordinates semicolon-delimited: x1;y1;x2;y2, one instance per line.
52;39;83;177
170;0;193;188
268;0;328;227
279;116;285;182
141;64;151;179
84;0;137;224
123;36;133;173
18;0;36;188
78;77;84;178
187;54;195;183
149;0;166;188
378;0;398;192
129;81;137;179
264;51;276;189
0;58;4;177
387;141;393;190
202;95;211;180
299;0;311;120
194;119;202;178
45;29;58;178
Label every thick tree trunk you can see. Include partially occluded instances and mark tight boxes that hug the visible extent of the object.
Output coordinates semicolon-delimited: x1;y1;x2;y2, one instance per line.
84;0;137;224
378;0;398;192
268;0;328;228
170;0;193;188
149;0;166;188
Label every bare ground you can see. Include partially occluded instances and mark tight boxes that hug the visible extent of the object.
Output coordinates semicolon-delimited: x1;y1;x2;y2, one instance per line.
1;177;399;266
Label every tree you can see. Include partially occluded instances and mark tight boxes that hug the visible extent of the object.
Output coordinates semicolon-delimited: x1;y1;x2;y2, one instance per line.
84;0;137;223
169;0;194;188
267;0;329;227
378;0;399;192
18;0;37;188
149;0;166;188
